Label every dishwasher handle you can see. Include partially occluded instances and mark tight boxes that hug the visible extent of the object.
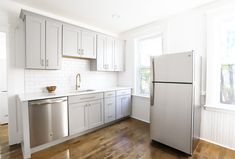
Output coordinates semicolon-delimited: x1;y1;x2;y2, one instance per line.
29;97;67;106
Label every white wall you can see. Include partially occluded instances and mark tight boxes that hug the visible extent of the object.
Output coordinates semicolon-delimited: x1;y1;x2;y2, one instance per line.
24;58;117;93
118;0;235;151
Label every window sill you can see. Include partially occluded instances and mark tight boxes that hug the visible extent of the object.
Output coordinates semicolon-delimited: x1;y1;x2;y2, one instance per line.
132;94;150;99
203;104;235;113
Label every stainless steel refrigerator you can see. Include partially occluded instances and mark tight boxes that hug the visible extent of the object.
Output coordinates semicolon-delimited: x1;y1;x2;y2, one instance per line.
150;51;201;155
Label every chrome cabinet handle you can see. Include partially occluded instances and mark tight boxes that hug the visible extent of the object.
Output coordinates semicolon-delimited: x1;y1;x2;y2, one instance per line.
150;58;155;106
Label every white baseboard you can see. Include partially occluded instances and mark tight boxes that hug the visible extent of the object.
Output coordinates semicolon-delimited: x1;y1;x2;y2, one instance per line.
131;116;150;123
200;138;235;151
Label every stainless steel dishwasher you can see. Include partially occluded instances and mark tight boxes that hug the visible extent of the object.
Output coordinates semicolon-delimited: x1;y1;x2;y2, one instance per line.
29;97;68;148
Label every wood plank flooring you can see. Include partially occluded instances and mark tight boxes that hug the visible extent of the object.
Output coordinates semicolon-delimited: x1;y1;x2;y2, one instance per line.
1;118;235;159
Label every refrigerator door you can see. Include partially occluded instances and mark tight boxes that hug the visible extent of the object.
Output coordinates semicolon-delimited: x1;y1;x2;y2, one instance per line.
0;92;8;124
153;51;193;83
150;83;193;154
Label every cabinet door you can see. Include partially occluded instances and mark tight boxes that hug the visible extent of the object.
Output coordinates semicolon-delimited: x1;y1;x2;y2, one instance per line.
62;25;80;57
116;96;123;119
45;20;62;69
81;30;96;59
114;39;125;71
121;95;132;117
116;95;132;119
104;97;116;123
88;99;104;129
96;34;106;71
69;102;88;135
25;16;45;69
105;37;114;71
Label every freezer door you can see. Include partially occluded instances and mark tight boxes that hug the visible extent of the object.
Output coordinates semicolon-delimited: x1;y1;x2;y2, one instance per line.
153;51;193;83
150;83;193;154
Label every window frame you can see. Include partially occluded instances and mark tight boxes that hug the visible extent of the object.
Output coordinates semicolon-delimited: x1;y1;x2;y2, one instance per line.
135;33;163;97
206;10;235;111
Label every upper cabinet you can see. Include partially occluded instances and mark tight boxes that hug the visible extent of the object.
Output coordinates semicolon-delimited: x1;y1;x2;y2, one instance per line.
114;39;125;71
45;20;62;69
25;16;46;69
91;34;125;72
81;30;96;59
21;10;124;71
24;14;62;70
62;24;96;59
62;25;81;57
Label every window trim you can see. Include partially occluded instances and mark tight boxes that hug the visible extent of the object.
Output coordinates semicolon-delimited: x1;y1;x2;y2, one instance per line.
135;33;164;96
206;10;235;111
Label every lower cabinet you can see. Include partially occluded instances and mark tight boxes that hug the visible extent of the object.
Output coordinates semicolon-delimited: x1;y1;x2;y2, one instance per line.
68;89;131;136
69;102;88;135
69;99;104;135
104;97;116;123
116;94;132;119
88;99;104;129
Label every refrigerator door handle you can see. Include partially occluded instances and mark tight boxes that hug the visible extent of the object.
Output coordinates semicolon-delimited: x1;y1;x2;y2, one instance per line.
150;58;155;106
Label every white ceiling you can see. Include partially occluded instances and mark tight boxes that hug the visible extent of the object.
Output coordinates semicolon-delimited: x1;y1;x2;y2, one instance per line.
12;0;217;34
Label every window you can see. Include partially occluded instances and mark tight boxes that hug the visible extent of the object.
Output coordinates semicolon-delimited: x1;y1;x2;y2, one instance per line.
206;12;235;108
136;35;163;96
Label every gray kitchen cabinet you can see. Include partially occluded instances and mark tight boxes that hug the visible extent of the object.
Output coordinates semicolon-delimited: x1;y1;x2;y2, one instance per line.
25;15;62;70
91;34;125;72
104;91;116;123
116;90;132;119
105;37;115;71
62;25;81;57
104;97;116;123
68;93;103;135
25;15;45;69
62;25;96;59
95;34;106;71
114;39;125;71
45;20;62;69
88;99;104;129
81;30;96;59
69;102;88;135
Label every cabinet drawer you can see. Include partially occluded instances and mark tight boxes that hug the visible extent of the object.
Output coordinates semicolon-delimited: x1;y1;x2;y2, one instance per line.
116;89;131;96
104;91;115;98
69;93;103;104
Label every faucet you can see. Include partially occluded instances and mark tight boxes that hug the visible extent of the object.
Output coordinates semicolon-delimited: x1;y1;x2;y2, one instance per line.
76;73;81;90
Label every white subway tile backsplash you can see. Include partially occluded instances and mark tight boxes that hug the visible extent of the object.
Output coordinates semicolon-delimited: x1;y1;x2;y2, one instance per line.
24;58;117;93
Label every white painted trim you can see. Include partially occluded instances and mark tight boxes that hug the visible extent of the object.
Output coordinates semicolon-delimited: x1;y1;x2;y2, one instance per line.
200;138;235;152
131;116;150;123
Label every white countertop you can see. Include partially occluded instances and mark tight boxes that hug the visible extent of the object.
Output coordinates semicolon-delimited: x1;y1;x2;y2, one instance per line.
18;87;132;101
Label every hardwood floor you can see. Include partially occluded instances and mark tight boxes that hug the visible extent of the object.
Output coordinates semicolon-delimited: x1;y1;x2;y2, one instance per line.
1;118;235;159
